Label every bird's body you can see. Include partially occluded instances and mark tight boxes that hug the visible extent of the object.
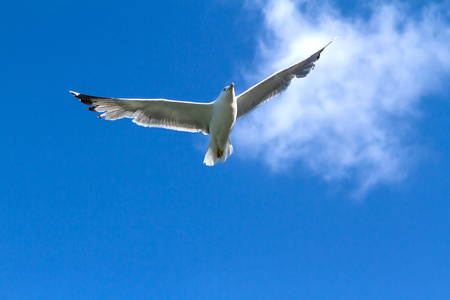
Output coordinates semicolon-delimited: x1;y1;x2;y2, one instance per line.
204;83;237;165
71;38;335;166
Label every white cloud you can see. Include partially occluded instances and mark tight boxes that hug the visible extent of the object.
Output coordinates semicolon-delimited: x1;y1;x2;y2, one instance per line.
234;0;450;194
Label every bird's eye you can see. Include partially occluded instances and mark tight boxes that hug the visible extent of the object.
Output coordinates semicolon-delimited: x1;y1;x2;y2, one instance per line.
223;88;226;91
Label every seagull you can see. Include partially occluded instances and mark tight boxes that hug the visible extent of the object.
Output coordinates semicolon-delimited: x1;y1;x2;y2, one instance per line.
71;38;335;166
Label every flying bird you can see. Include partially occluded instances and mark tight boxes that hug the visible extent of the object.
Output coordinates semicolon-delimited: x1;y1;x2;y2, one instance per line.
71;38;335;166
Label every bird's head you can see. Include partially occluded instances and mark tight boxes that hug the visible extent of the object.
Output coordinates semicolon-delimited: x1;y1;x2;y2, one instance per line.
219;83;235;101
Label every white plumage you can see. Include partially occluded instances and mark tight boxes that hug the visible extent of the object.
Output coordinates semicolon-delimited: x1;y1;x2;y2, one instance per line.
71;38;335;166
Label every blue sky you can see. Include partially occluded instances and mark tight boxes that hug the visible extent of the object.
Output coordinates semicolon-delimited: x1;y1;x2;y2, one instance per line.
1;0;450;299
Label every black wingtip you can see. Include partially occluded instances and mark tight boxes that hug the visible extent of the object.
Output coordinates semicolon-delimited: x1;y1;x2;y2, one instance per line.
315;37;336;61
70;90;94;105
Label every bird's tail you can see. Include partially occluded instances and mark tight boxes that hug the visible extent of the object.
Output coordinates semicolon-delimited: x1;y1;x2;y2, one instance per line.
203;138;233;166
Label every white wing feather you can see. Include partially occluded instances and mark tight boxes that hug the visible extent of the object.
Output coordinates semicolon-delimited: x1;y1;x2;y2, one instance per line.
70;92;213;134
236;38;335;119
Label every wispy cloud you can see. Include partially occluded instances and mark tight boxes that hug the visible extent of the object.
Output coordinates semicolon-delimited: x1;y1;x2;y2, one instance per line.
234;0;450;195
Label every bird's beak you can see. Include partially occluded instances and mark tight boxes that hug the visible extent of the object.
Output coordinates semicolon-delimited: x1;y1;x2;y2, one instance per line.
229;83;234;91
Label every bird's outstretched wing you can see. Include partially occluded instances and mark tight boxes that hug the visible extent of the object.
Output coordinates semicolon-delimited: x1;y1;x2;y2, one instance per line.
70;91;213;134
236;37;336;119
